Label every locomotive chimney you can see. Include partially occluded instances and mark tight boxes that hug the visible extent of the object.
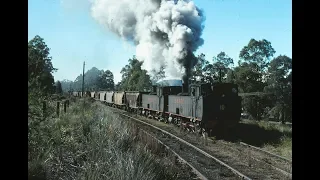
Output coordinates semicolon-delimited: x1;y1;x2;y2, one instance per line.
182;78;189;94
182;83;188;93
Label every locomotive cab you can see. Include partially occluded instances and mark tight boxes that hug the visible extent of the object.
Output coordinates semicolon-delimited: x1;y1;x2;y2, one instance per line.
211;83;241;129
195;82;242;135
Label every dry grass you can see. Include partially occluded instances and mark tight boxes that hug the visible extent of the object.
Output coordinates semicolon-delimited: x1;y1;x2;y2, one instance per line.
28;97;185;180
263;136;292;160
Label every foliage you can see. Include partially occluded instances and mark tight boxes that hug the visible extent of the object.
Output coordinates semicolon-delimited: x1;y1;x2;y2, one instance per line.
119;56;152;91
239;38;276;71
55;81;62;94
28;35;57;95
233;62;265;93
226;69;236;83
191;53;210;83
241;94;274;120
60;67;115;92
98;70;115;90
264;55;292;122
191;52;234;83
211;52;234;82
232;39;292;122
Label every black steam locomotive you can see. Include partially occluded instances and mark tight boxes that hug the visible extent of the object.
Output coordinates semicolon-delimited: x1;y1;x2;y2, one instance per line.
72;81;242;136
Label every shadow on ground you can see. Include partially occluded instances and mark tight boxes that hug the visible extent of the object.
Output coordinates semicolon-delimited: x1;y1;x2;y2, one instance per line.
211;123;292;147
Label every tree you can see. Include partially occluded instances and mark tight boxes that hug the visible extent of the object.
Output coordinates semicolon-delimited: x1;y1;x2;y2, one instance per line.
239;39;276;71
28;35;57;94
56;81;62;94
213;51;234;68
226;69;235;83
210;52;234;82
264;55;292;122
61;67;116;91
233;62;265;93
119;56;152;91
192;53;211;83
241;94;274;121
98;70;114;90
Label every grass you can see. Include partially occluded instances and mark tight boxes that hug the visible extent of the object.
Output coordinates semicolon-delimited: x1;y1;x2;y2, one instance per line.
262;136;292;160
28;97;188;180
239;119;292;160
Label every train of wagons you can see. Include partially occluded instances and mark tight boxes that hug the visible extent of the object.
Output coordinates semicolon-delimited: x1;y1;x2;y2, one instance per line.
72;82;242;135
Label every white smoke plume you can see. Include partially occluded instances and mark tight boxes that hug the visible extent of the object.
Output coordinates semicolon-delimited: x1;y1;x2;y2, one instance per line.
90;0;205;80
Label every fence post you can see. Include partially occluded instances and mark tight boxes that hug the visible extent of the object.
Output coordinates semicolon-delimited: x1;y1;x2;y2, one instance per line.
56;101;60;117
42;101;46;120
64;101;67;113
67;100;69;108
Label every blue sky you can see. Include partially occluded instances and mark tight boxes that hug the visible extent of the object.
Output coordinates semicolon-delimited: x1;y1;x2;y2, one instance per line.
28;0;292;83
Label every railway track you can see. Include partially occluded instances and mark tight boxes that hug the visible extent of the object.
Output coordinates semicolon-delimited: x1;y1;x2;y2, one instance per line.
215;141;292;179
105;104;292;180
119;113;251;180
238;142;292;177
138;128;208;180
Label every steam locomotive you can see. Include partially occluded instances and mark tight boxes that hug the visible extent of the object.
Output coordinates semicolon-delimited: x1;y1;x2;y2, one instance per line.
72;82;242;136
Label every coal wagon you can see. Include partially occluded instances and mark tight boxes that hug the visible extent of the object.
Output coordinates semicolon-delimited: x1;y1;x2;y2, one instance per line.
105;91;114;105
99;91;107;102
90;92;96;98
113;91;126;109
124;91;142;112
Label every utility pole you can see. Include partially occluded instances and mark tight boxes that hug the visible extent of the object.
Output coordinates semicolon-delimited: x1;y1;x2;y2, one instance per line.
81;61;86;124
82;61;85;97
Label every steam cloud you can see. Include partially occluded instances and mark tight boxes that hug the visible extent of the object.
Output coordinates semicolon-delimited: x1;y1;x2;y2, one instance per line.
90;0;205;81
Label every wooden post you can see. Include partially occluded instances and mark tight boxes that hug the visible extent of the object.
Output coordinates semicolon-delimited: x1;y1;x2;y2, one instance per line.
64;101;67;113
67;100;69;108
56;101;60;117
42;101;46;120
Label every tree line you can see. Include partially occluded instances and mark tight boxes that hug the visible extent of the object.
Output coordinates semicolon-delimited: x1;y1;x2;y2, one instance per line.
112;39;291;122
28;35;291;122
58;67;115;93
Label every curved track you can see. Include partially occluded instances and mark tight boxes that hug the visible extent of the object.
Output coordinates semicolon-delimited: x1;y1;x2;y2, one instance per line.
84;98;292;179
119;113;252;180
106;104;292;179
